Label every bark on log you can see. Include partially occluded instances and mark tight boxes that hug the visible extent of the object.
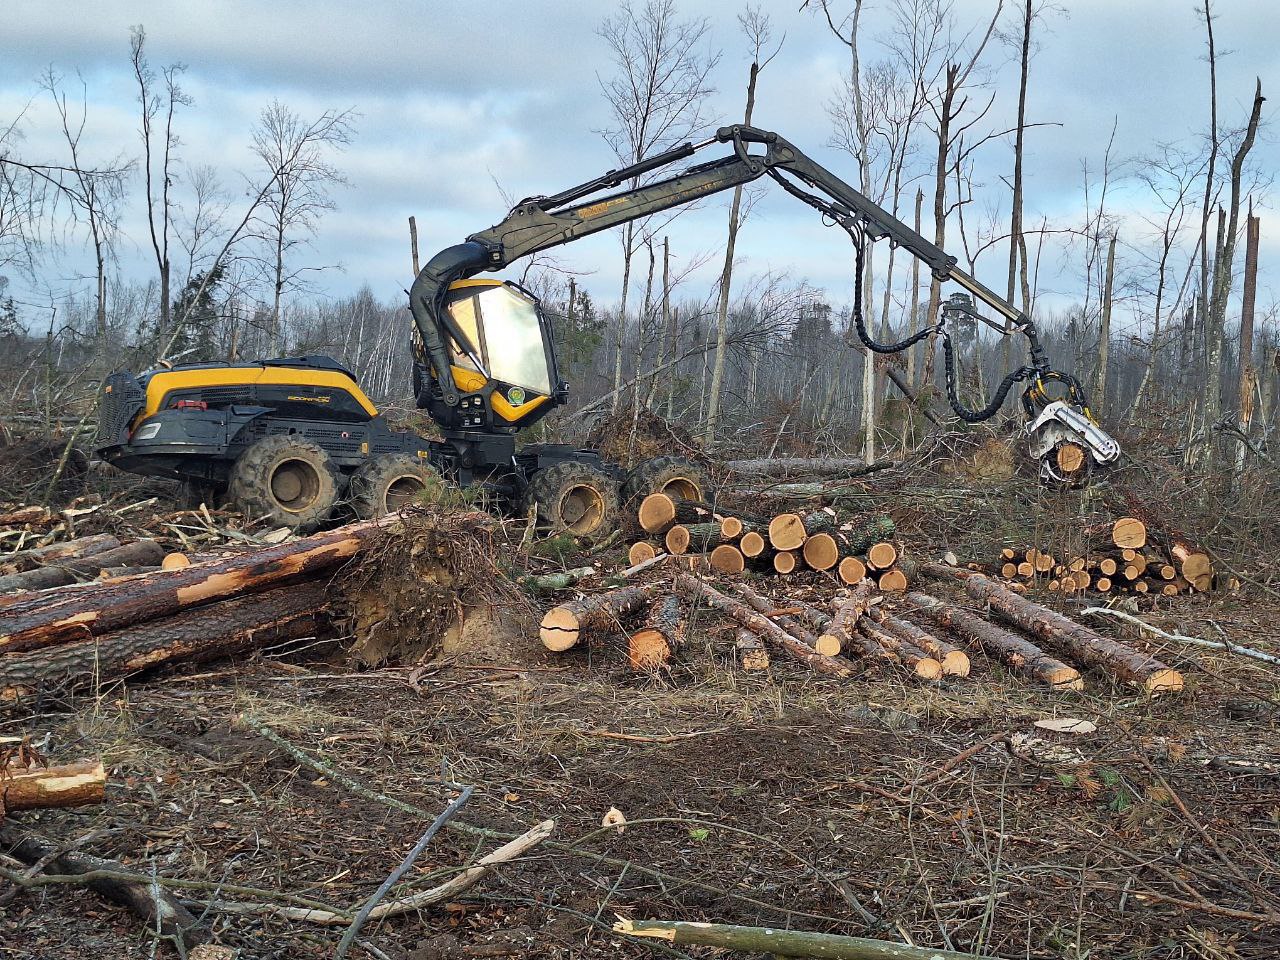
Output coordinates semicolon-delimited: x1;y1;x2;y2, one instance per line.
723;457;884;479
1;827;206;947
734;629;770;671
0;517;390;655
0;758;105;814
0;534;121;575
0;583;330;699
665;522;721;555
614;917;979;960
628;595;683;669
856;618;942;680
845;515;896;554
920;565;1181;693
723;582;838;656
906;591;1083;690
0;540;166;594
673;573;852;677
866;607;969;676
818;584;891;663
539;584;657;651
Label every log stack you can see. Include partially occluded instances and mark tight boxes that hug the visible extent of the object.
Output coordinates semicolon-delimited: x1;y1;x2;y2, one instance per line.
992;516;1229;597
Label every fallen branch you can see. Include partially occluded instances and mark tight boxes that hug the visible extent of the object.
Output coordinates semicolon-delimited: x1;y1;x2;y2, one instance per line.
1080;607;1280;668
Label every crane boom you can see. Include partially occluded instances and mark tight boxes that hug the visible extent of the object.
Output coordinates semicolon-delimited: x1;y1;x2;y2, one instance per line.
409;125;1120;482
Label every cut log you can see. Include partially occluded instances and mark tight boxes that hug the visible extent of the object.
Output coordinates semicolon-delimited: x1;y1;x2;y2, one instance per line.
1095;577;1112;592
1017;561;1035;577
627;594;683;669
907;591;1082;690
709;544;745;574
877;568;908;593
921;565;1182;694
734;629;770;671
719;516;744;540
540;584;657;651
1000;548;1016;560
0;583;330;700
767;513;807;551
856;618;942;680
1157;563;1176;580
0;517;396;655
666;522;721;555
628;541;658;565
0;758;105;814
1111;517;1147;549
1098;557;1118;576
1001;562;1018;578
1056;442;1086;475
1171;542;1213;583
0;534;121;575
818;584;890;663
723;581;835;655
837;555;867;585
161;552;191;571
664;525;691;555
0;540;166;594
802;532;841;571
671;553;710;571
1033;551;1055;573
866;542;897;571
674;574;852;678
637;494;703;535
773;551;799;574
866;607;969;676
1;828;206;947
739;531;769;559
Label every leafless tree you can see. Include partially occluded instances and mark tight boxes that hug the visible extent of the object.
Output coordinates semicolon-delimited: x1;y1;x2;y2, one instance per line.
247;101;354;355
705;6;781;445
597;0;719;410
131;26;189;338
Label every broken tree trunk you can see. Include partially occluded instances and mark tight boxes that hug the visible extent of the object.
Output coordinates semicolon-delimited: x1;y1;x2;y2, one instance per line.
628;594;684;669
866;606;969;676
614;917;982;960
0;517;391;655
0;827;206;948
0;758;105;816
905;593;1083;690
540;584;657;651
921;566;1180;693
0;582;330;700
734;628;770;671
0;534;121;575
0;540;166;594
673;573;852;678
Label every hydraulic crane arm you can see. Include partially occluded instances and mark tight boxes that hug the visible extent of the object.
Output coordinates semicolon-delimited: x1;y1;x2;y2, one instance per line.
410;125;1119;481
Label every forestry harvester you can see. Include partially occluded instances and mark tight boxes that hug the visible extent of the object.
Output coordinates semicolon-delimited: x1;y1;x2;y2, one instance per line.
96;125;1119;533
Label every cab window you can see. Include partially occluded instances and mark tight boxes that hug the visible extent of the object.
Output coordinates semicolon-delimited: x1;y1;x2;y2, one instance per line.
445;285;552;395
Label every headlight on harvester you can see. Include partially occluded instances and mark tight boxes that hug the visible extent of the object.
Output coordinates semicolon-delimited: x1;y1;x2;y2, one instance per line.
133;422;162;441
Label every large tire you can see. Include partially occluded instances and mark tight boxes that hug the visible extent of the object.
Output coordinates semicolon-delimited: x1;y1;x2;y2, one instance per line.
350;454;442;519
524;460;620;540
621;455;711;506
228;435;338;533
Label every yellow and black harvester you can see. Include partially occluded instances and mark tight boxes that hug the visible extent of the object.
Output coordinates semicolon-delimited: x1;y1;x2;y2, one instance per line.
98;125;1119;533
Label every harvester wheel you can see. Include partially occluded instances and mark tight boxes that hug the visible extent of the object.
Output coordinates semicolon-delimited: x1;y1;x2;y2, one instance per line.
228;435;338;533
524;460;620;540
350;454;442;519
621;455;711;506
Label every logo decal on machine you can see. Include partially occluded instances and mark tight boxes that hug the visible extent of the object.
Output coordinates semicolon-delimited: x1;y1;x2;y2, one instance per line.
507;387;526;406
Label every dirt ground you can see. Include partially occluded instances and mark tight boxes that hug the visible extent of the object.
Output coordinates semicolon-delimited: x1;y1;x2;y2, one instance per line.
2;442;1279;959
3;581;1279;959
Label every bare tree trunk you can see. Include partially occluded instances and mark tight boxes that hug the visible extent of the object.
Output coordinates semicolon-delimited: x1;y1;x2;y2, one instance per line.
1095;233;1116;409
906;188;923;389
612;222;635;413
921;65;958;393
706;57;761;445
1002;0;1032;377
1237;207;1260;454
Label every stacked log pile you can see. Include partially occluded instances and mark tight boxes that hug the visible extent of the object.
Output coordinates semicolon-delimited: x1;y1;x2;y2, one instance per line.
540;544;1182;695
632;491;908;589
991;516;1232;597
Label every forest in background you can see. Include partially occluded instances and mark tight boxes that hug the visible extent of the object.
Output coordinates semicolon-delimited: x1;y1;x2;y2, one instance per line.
0;0;1271;475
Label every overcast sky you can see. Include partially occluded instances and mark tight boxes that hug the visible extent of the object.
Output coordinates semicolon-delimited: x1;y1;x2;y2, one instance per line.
2;0;1276;329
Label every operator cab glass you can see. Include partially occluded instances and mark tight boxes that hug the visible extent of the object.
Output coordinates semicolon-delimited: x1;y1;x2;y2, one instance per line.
445;282;553;396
